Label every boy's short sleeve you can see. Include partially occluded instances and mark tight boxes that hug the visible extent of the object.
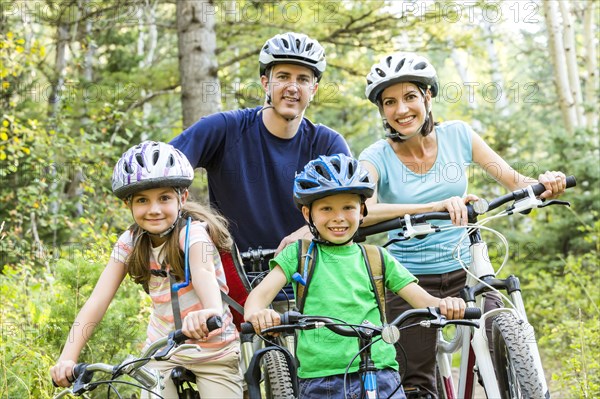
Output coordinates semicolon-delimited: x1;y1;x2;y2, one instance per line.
268;242;299;283
383;248;418;293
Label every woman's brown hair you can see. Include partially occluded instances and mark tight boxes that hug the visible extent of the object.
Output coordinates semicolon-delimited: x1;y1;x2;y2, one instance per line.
125;199;232;287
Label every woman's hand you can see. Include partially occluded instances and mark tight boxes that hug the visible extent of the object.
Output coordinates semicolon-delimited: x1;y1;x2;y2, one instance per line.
245;309;281;336
432;194;479;226
182;309;220;340
50;359;76;387
438;297;466;320
537;171;567;199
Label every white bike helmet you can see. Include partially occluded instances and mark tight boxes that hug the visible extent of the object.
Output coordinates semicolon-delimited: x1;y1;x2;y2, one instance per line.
259;32;326;81
365;52;438;104
112;141;194;200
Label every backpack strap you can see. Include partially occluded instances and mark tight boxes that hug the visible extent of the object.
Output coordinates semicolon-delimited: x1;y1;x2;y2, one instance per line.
295;239;317;314
358;244;387;324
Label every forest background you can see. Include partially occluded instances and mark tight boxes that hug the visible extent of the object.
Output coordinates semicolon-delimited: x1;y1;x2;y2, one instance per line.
0;0;598;398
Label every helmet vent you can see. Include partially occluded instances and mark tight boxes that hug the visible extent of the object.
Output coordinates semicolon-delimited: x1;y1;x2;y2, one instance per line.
315;165;331;180
167;154;175;167
124;162;133;174
281;38;289;48
414;61;427;70
347;161;355;177
385;56;393;68
135;153;145;167
152;150;160;165
395;59;405;72
375;68;386;78
295;38;301;50
306;42;313;52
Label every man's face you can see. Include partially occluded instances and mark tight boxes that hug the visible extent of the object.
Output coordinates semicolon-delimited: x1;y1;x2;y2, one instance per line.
261;64;318;119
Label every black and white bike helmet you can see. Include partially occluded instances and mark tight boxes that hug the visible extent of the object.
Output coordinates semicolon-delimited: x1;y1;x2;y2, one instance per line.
259;32;326;81
365;52;438;104
294;154;375;210
112;141;194;200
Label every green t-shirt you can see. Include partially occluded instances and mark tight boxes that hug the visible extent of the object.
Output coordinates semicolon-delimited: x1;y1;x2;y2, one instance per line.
270;242;417;379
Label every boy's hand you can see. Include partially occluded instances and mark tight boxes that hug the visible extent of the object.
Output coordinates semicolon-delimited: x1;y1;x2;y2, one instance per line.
246;309;281;336
438;297;466;320
182;309;220;340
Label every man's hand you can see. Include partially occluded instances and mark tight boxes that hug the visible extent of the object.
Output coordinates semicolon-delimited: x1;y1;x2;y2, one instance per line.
276;225;312;255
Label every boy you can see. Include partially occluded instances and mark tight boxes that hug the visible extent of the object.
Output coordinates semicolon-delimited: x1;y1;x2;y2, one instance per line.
244;154;466;399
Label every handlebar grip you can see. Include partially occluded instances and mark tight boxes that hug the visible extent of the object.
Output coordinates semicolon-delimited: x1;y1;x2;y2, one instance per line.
531;175;576;196
206;315;222;331
355;218;404;241
463;307;482;319
51;363;87;387
171;316;223;343
240;322;255;335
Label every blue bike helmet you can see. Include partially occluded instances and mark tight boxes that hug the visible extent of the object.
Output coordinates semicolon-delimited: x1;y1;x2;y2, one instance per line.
294;154;375;209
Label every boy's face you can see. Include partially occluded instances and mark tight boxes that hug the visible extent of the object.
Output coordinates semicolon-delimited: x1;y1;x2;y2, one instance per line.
302;193;364;245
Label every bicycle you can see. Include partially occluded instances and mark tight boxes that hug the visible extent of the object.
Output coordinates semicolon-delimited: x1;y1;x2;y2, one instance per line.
241;307;481;399
52;316;223;398
354;176;576;399
238;247;297;399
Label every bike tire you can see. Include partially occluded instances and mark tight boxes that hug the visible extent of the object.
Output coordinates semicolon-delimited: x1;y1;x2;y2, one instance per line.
263;350;295;399
491;313;546;399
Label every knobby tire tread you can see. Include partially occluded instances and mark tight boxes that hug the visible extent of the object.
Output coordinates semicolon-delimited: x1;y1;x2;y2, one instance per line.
264;350;295;399
492;313;546;399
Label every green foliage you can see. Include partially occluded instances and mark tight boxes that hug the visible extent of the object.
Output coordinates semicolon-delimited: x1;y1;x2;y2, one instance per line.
1;0;598;396
1;249;149;398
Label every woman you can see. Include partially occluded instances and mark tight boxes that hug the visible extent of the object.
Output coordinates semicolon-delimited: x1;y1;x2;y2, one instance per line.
358;52;566;398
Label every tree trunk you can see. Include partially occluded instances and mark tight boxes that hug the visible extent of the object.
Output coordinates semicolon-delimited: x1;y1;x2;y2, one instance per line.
482;19;509;116
450;47;482;132
177;0;221;129
583;0;598;131
558;0;585;127
542;0;577;135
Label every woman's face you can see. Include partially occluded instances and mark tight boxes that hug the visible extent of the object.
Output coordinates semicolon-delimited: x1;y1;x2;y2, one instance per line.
380;82;431;138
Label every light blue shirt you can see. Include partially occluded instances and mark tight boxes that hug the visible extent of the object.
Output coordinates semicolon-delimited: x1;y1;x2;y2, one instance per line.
359;120;474;275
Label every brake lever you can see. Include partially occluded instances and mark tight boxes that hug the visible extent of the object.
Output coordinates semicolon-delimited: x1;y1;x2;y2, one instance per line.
538;199;571;208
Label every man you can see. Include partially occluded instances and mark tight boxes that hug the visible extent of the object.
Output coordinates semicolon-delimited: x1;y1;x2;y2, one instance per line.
171;32;350;256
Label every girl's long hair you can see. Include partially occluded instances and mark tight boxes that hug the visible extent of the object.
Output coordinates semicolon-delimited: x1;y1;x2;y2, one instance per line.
126;200;232;287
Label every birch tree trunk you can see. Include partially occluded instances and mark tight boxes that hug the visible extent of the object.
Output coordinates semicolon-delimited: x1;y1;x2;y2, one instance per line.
481;19;509;116
583;0;599;131
177;0;220;128
542;0;577;135
558;0;585;127
450;47;482;132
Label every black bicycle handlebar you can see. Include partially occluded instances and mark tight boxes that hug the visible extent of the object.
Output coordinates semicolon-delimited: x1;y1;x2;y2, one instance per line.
240;307;481;337
355;176;576;241
52;315;222;389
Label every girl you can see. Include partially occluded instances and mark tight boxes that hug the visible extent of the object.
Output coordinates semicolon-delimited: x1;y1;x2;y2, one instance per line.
51;141;243;398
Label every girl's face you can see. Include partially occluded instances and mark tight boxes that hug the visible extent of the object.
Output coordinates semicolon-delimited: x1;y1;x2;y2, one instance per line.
129;187;187;244
380;82;431;138
261;63;318;120
302;193;364;245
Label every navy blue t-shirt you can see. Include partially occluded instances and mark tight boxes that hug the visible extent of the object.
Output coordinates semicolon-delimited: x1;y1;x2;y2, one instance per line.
170;106;351;252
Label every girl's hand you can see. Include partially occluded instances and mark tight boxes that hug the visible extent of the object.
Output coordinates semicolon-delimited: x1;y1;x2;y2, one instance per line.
438;297;466;320
433;194;479;226
537;171;566;199
182;309;220;340
50;360;76;387
245;309;281;336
